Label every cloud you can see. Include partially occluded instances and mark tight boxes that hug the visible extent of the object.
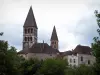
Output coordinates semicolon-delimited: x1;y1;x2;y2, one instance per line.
0;0;100;52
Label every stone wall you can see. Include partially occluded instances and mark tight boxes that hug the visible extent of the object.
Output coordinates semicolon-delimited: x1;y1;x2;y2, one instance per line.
19;53;57;60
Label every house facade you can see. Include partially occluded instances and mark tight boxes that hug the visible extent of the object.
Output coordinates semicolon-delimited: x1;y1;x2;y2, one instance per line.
64;45;96;66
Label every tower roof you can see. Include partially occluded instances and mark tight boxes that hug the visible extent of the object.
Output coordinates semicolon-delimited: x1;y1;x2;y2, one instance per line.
50;26;58;41
24;6;38;28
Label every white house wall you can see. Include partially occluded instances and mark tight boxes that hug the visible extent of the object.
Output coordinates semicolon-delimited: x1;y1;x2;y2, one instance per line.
66;54;96;66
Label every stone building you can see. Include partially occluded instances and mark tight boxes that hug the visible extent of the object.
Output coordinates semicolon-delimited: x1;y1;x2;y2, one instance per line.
64;45;96;66
18;6;59;60
18;6;95;66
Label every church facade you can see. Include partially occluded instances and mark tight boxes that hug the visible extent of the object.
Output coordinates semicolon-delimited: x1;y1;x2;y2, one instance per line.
18;6;59;60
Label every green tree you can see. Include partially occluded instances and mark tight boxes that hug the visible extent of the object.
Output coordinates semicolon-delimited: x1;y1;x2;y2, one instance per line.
91;10;100;75
6;46;25;75
20;58;42;75
37;58;68;75
0;40;8;75
65;65;95;75
0;40;25;75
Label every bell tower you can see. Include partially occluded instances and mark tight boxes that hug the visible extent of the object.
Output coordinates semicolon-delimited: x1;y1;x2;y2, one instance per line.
50;26;59;49
23;6;38;50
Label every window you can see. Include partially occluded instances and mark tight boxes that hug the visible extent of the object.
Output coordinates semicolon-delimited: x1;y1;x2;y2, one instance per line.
28;28;30;33
52;42;54;44
25;29;27;34
81;56;83;61
31;28;33;33
50;54;52;56
30;37;32;41
28;37;29;41
24;37;27;41
74;59;75;63
70;59;72;63
54;45;56;48
88;60;90;64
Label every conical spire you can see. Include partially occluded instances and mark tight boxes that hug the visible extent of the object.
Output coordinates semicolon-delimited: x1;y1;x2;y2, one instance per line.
24;6;38;28
50;26;58;41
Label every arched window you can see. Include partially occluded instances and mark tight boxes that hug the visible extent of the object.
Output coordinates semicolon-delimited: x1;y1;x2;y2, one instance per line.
24;37;27;41
28;37;29;41
54;45;56;49
52;42;54;44
25;29;27;34
81;56;83;61
28;28;30;33
30;37;32;41
31;28;33;33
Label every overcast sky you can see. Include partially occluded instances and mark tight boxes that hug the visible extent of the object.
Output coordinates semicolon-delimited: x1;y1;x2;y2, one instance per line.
0;0;100;52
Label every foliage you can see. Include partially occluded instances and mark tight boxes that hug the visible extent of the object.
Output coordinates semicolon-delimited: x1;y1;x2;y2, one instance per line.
65;65;95;75
0;40;97;75
36;58;68;75
20;58;42;75
91;10;100;75
0;40;8;75
0;40;24;75
92;10;100;63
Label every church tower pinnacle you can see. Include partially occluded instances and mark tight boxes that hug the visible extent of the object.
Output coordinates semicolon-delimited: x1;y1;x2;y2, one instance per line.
23;6;38;50
50;26;59;49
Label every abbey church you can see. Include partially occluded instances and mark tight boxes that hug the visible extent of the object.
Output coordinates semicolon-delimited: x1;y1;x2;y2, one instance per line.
18;6;59;59
18;6;95;66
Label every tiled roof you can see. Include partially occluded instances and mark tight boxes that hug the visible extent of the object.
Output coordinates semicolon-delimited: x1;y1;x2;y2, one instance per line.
73;45;92;55
50;26;58;41
24;6;37;28
18;43;59;54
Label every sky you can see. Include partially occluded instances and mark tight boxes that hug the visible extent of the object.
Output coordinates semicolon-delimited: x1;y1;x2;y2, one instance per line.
0;0;100;52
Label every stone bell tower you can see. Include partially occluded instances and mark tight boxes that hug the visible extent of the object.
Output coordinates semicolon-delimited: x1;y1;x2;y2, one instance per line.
23;6;38;50
50;26;59;49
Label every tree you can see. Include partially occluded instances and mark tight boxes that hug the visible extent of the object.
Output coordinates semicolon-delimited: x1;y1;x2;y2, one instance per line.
0;40;8;75
20;58;42;75
0;40;25;75
91;10;100;75
36;58;68;75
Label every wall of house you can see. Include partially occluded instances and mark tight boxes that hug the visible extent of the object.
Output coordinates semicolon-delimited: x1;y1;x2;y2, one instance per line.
77;54;95;65
66;54;96;66
67;55;78;66
20;53;57;60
